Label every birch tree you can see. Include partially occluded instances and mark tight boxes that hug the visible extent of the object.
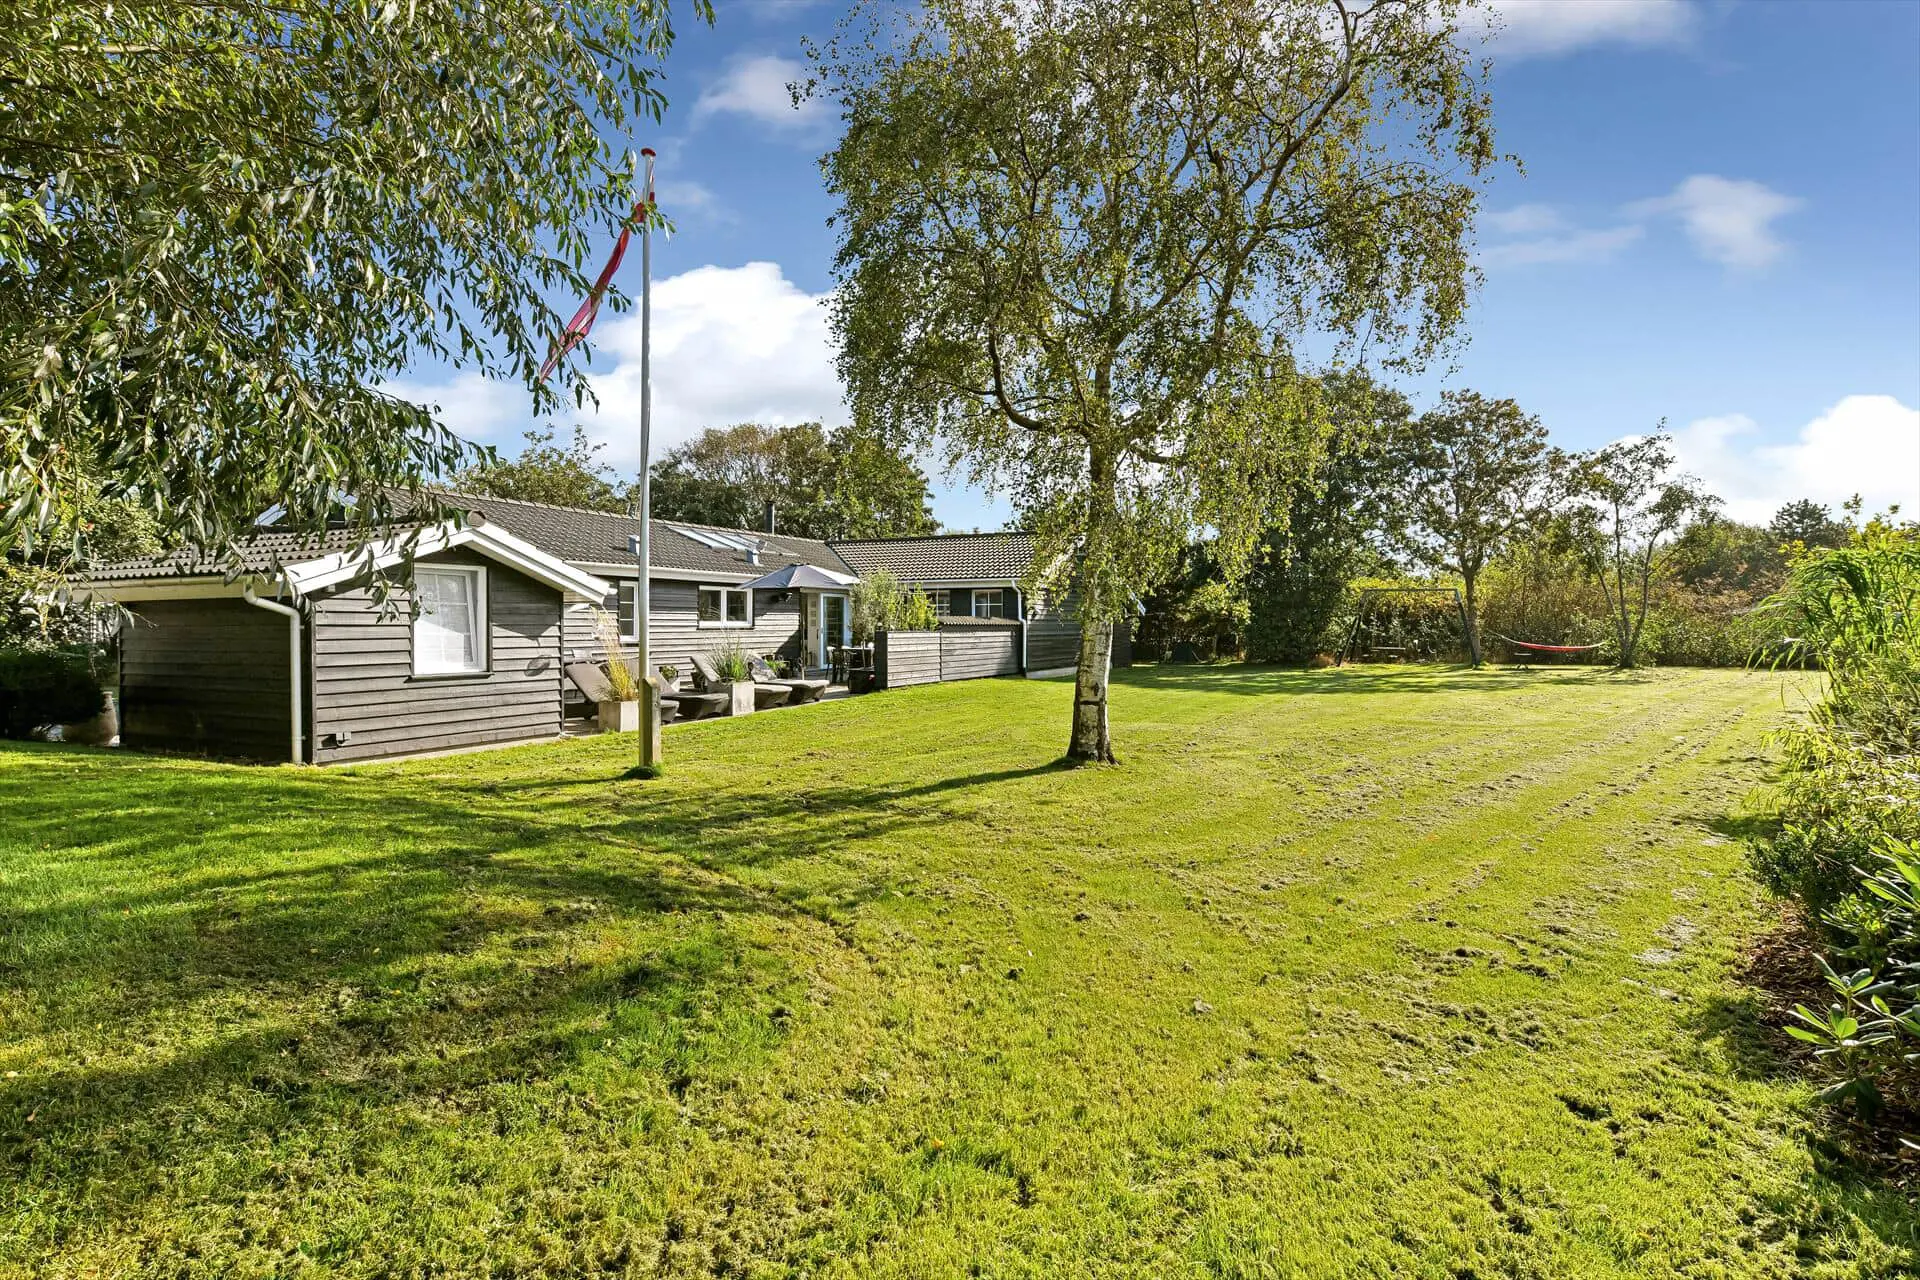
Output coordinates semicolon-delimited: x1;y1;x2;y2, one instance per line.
815;0;1498;761
1577;433;1716;667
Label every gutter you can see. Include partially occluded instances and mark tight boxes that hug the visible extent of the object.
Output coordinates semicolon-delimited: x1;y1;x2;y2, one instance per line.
1013;577;1027;673
244;589;304;764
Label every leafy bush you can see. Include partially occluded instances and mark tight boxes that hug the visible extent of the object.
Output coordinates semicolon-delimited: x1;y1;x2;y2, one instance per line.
1152;579;1249;662
1787;838;1920;1119
1749;736;1920;917
0;648;105;738
901;586;939;631
851;567;902;642
850;569;939;637
1748;523;1920;1121
1639;590;1764;668
1478;548;1610;657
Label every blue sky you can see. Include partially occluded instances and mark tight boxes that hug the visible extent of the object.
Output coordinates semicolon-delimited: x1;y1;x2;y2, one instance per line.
398;0;1920;531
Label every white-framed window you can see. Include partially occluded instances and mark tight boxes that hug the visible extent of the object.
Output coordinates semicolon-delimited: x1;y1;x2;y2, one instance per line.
615;579;641;641
928;588;952;616
697;585;752;628
973;588;1011;619
413;565;487;675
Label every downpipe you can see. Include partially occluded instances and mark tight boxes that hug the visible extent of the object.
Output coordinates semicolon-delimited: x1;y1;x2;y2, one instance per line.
244;589;304;764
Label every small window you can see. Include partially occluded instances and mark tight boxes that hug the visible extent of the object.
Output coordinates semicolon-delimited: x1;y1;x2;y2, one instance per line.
973;588;1010;619
414;566;487;675
929;588;952;616
698;585;752;628
616;580;641;641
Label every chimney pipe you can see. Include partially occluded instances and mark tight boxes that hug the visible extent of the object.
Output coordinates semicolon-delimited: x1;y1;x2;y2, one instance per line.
764;498;777;534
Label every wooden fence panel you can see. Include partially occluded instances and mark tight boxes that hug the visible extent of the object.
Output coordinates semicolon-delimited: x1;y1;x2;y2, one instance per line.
878;623;1020;688
939;625;1019;679
877;630;941;689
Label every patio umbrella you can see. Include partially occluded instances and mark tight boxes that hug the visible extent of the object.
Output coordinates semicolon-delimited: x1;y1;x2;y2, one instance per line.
741;562;860;592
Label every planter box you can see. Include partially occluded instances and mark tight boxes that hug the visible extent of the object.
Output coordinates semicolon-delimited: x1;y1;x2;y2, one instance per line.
597;699;640;733
719;681;755;717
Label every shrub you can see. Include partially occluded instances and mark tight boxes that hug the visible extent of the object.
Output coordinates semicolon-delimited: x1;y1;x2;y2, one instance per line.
0;648;105;739
1639;590;1763;667
901;586;939;631
1749;736;1920;917
851;568;903;641
1787;837;1920;1119
1747;524;1920;1120
1478;547;1610;657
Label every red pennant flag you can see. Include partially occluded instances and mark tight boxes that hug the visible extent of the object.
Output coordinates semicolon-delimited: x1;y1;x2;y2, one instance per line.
539;178;654;380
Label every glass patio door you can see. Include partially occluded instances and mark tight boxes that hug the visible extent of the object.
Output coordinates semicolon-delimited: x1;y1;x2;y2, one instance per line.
819;593;848;669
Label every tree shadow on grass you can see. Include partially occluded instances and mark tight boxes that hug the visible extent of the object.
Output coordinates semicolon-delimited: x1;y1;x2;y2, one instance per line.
0;740;1071;1258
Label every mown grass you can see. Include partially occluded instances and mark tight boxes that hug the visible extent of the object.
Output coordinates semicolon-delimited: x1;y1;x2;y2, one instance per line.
1;665;1913;1277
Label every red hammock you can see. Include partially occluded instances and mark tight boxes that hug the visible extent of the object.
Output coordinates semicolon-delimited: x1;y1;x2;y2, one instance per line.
1494;634;1602;655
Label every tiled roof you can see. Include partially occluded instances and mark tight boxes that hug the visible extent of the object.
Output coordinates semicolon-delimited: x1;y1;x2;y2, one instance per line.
86;491;1038;587
83;527;409;581
830;532;1036;582
410;491;855;578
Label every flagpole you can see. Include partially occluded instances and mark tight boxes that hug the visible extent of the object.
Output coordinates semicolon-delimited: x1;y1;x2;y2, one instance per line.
636;147;660;771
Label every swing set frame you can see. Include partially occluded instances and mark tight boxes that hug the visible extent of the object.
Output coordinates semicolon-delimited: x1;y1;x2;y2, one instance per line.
1334;587;1481;668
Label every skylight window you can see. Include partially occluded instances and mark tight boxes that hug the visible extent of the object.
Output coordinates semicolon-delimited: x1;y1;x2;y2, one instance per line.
676;527;763;553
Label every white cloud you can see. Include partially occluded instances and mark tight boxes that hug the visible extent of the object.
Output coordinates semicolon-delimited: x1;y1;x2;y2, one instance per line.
692;55;824;132
1478;222;1643;268
1464;0;1697;58
1478;173;1802;272
1668;395;1920;525
655;177;731;226
381;370;527;447
1482;203;1568;236
1627;175;1802;270
390;262;846;477
581;262;844;467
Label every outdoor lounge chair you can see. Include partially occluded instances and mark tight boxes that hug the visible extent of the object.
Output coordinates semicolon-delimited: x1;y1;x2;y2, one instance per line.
617;658;726;720
566;660;681;725
747;655;829;704
688;652;791;711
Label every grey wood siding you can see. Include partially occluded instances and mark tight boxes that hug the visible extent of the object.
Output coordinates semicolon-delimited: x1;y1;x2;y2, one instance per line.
877;631;940;688
562;576;805;682
1026;583;1084;671
940;624;1020;679
309;549;562;763
119;599;292;761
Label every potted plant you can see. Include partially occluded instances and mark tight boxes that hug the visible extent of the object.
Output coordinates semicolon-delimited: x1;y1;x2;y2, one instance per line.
658;664;680;692
712;641;755;716
592;610;641;733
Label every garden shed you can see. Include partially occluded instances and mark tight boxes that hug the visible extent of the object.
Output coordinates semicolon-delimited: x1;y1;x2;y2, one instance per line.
84;520;612;764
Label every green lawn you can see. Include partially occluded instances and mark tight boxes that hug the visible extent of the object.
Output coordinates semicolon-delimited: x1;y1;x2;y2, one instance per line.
2;666;1912;1277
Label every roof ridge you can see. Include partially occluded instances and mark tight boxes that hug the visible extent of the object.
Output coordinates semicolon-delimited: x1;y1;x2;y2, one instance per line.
832;530;1030;544
431;487;840;546
428;487;633;522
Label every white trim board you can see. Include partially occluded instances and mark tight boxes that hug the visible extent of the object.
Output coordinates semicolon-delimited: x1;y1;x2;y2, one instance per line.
83;520;614;606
